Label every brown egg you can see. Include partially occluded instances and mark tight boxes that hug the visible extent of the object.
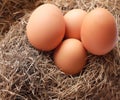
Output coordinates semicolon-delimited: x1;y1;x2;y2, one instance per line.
64;9;87;40
81;8;117;55
26;4;65;51
54;39;87;75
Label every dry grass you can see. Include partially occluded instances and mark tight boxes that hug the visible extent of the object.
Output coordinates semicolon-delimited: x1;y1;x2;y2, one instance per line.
0;0;38;37
0;0;120;100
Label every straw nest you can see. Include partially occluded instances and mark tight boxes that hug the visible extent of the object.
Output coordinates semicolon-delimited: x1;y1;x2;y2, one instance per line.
0;0;120;100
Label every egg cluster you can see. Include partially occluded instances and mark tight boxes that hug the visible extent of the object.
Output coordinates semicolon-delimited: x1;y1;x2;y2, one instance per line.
26;4;117;75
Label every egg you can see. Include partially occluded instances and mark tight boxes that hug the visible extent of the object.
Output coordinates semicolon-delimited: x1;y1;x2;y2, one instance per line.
81;8;117;55
26;4;65;51
64;9;87;40
54;39;87;75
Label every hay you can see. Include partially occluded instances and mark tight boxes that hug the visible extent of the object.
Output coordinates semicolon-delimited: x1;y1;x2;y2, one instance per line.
0;0;38;38
0;0;120;100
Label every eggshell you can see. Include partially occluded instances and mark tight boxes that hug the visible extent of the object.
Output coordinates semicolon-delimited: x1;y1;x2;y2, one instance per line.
81;8;117;55
26;4;65;51
64;9;87;40
54;39;87;75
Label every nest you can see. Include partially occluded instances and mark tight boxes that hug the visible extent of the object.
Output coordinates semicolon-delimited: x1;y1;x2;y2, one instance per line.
0;0;120;100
